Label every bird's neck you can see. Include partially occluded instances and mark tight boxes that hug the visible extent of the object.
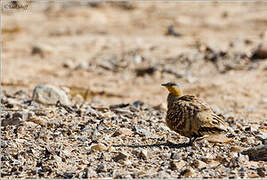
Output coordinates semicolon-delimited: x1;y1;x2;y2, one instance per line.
167;93;180;107
166;86;182;96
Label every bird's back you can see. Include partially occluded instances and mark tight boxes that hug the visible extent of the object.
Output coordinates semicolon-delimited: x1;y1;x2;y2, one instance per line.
166;94;227;138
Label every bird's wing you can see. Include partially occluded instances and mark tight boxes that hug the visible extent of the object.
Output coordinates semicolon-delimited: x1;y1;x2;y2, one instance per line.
177;95;227;136
196;107;227;135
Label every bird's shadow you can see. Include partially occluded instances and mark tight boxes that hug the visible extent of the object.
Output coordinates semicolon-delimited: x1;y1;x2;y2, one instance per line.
113;141;190;149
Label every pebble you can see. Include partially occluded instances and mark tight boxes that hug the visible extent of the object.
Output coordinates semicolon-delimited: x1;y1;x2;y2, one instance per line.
132;100;144;108
170;152;180;160
112;128;133;137
192;160;207;169
252;42;267;59
230;146;244;152
260;98;267;104
256;132;267;144
241;144;267;161
2;112;23;126
96;164;107;173
169;160;187;171
206;134;234;144
63;60;75;69
112;152;128;162
90;143;108;152
138;149;148;160
31;44;53;58
32;84;70;105
1;91;265;179
179;167;196;178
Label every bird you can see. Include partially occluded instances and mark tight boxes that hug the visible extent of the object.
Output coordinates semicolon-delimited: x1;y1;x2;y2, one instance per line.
161;82;227;145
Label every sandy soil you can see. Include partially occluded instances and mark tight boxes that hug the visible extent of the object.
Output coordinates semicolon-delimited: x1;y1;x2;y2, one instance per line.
1;1;267;178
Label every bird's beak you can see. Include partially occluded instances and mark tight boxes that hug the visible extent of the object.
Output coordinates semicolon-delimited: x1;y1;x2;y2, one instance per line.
161;83;168;87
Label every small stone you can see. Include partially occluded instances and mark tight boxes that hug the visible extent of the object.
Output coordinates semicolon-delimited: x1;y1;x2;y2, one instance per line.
251;42;267;59
132;54;143;64
107;146;115;152
24;121;39;128
248;170;260;178
256;132;267;144
256;167;266;177
112;128;133;137
260;98;267;104
244;125;259;132
179;167;196;178
31;44;53;58
132;100;144;108
1;112;23;126
192;160;207;169
138;149;148;160
230;146;245;152
206;134;234;143
208;160;220;168
169;160;186;171
170;152;180;160
241;144;267;161
32;84;70;105
90;143;107;152
112;152;128;162
74;61;89;71
63;60;75;68
96;164;107;173
27;116;46;125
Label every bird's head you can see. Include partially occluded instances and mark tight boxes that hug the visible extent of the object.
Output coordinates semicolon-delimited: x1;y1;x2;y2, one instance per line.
161;82;182;96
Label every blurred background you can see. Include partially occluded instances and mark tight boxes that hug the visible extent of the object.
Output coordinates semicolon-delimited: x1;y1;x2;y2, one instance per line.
2;1;267;121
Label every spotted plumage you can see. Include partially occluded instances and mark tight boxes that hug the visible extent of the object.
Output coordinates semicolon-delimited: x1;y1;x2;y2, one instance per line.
162;82;227;144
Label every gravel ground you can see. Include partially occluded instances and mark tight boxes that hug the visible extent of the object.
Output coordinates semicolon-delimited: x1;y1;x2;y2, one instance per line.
1;1;267;179
1;91;266;178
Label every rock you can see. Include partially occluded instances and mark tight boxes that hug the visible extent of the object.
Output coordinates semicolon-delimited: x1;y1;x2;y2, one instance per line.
109;103;129;109
206;134;234;143
208;160;220;168
74;61;89;71
132;100;144;108
112;128;133;137
260;98;267;104
248;170;260;178
192;160;207;169
135;66;157;76
96;164;107;173
26;116;46;126
170;152;180;160
251;42;267;60
241;144;267;161
138;149;148;160
166;25;182;37
31;44;53;58
2;112;23;126
132;125;159;139
256;132;267;144
132;54;143;64
256;167;266;177
63;60;75;69
32;84;70;105
169;160;186;171
90;143;107;152
230;146;245;152
243;125;259;132
179;167;196;178
112;152;128;162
